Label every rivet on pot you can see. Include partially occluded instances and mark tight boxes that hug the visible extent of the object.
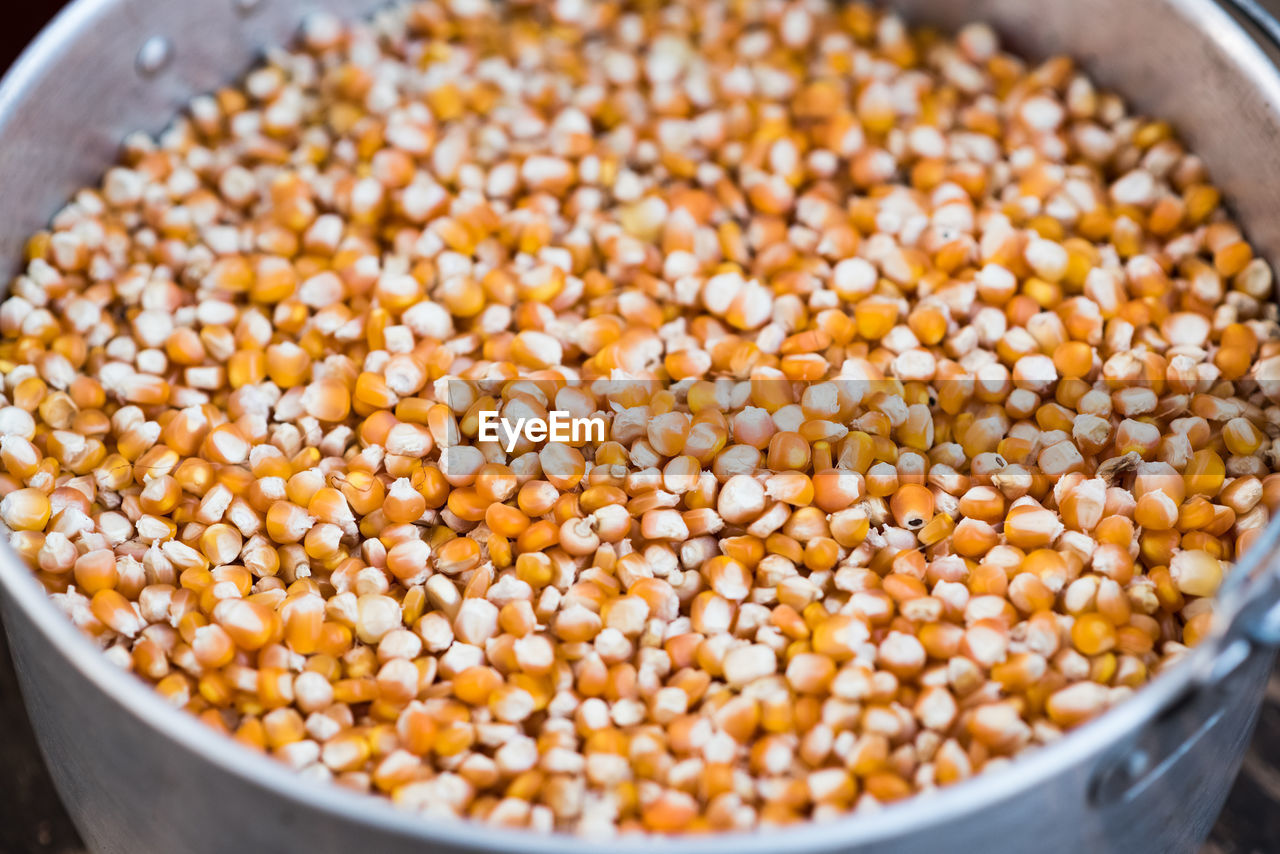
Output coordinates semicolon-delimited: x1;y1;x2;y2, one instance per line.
1089;747;1153;805
135;36;173;77
234;0;264;16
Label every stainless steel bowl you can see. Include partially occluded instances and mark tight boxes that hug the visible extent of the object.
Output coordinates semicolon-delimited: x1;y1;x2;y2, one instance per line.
4;0;1280;852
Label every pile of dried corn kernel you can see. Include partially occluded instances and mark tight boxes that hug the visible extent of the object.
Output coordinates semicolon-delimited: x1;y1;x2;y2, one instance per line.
5;0;1280;835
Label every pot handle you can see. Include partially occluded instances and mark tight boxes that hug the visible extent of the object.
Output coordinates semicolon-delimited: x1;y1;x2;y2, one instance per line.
1194;516;1280;687
1086;519;1280;807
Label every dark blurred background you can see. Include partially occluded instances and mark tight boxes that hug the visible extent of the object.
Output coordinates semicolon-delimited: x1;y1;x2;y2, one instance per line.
0;1;1278;852
3;4;68;68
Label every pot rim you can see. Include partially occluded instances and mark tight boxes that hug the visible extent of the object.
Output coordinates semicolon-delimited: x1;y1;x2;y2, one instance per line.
1;0;1279;850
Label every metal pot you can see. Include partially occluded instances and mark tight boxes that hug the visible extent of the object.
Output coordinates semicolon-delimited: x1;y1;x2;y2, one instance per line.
3;0;1280;851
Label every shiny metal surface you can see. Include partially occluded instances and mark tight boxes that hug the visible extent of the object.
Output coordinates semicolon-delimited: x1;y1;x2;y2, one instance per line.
2;0;1280;852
